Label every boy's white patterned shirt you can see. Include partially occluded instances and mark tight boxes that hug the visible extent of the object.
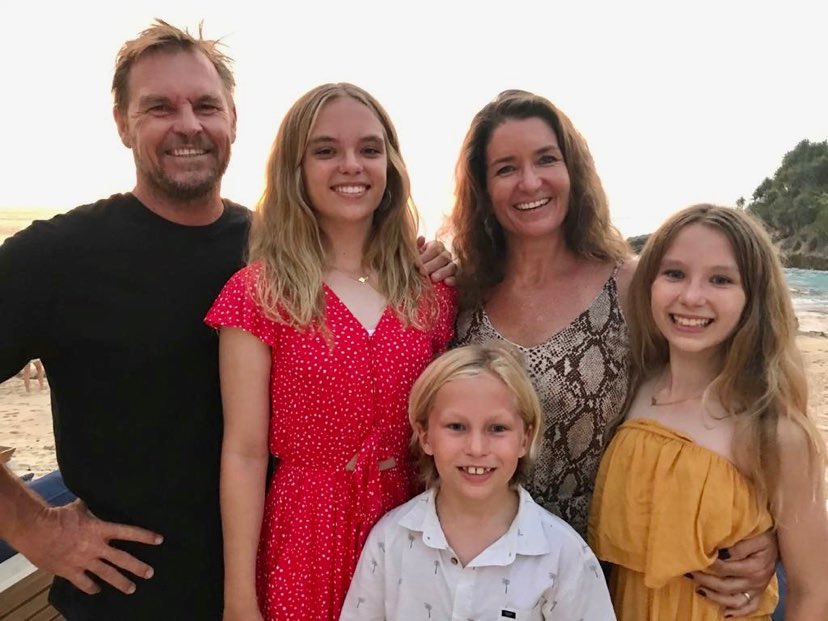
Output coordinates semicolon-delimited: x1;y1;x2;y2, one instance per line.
340;486;616;621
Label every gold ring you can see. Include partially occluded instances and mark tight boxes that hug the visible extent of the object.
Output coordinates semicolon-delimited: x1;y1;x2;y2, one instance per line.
742;591;752;603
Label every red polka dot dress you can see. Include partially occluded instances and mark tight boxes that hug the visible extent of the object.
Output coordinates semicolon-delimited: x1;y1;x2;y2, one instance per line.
205;264;456;621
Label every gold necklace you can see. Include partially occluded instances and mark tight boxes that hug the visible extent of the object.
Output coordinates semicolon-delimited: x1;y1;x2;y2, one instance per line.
650;370;705;406
650;393;704;407
331;267;370;284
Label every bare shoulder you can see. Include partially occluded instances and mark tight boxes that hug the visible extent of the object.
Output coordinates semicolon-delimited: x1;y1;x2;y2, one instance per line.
776;415;821;458
615;257;638;292
774;413;828;588
614;257;639;315
775;414;825;497
624;376;656;420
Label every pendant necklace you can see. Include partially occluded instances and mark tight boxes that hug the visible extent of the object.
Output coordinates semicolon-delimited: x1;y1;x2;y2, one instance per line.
331;267;370;284
650;393;704;407
650;372;704;407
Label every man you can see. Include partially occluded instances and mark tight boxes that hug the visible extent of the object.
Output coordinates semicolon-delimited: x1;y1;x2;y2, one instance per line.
0;20;453;620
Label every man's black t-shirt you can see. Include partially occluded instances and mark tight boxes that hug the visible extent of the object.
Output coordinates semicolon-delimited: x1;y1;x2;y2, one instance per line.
0;193;250;620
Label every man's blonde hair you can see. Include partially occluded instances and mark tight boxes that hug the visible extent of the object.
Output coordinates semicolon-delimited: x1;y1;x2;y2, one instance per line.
112;19;235;112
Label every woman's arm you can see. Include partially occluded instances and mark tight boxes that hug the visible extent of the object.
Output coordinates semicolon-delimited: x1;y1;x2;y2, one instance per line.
614;256;638;319
689;531;777;615
218;327;272;620
771;417;828;620
416;236;457;285
697;416;828;618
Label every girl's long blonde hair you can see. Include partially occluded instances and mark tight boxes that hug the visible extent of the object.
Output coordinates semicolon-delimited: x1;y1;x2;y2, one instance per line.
627;204;825;513
248;83;431;329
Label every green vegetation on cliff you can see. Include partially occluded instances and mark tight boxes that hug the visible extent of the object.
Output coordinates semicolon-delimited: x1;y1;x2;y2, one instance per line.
741;140;828;270
626;141;828;270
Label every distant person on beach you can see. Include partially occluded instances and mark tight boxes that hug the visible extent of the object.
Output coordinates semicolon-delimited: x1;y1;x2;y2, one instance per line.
448;89;778;614
18;359;45;392
0;20;453;621
207;83;456;621
589;204;828;619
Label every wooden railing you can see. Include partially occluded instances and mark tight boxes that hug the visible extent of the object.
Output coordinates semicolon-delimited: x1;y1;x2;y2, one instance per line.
0;555;63;621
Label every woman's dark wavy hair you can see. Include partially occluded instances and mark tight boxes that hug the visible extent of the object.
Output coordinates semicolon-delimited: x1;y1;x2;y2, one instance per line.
446;89;629;308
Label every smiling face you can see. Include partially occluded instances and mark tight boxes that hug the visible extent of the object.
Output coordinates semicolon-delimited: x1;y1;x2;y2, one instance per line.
114;49;236;203
301;96;387;235
484;116;571;243
650;223;747;357
417;372;531;507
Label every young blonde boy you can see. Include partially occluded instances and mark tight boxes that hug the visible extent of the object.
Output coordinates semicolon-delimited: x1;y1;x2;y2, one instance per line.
340;342;615;620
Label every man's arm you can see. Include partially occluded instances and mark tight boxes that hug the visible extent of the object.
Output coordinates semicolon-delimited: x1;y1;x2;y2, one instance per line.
0;464;163;595
0;229;49;382
0;225;163;594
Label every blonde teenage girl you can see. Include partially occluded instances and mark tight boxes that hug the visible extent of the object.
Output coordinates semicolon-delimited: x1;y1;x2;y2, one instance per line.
589;204;828;620
206;83;456;621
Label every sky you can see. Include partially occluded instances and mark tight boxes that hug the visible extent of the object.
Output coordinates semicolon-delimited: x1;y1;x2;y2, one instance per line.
2;0;826;238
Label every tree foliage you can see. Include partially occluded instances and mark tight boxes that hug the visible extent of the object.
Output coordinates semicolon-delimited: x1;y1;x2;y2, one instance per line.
747;140;828;241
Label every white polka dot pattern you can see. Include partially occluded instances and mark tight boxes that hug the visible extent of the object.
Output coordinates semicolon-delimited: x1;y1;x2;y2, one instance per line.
205;264;456;620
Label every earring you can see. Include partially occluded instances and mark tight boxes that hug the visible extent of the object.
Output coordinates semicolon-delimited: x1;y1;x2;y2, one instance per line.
483;211;497;242
380;188;393;211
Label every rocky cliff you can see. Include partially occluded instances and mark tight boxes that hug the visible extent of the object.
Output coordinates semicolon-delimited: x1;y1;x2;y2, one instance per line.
626;231;828;271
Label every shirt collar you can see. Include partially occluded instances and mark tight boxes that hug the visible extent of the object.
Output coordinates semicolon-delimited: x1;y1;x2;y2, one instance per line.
397;486;552;566
398;488;449;549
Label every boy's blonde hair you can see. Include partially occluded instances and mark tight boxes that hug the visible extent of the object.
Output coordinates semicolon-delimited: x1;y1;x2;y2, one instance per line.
408;342;543;488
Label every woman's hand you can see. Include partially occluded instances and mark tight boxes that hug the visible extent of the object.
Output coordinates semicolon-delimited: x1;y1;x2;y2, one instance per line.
687;530;777;616
416;236;457;285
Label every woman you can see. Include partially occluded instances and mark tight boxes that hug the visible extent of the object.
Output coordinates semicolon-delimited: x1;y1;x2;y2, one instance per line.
207;83;456;621
450;89;634;537
590;205;828;619
447;89;776;613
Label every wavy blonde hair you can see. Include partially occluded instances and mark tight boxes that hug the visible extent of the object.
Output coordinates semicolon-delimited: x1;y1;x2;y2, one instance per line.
627;204;825;512
112;19;235;112
446;89;629;308
408;342;543;489
248;83;431;329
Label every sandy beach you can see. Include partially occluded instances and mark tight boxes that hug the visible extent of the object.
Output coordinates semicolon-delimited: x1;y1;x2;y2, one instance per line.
0;372;54;478
2;336;827;493
800;334;828;495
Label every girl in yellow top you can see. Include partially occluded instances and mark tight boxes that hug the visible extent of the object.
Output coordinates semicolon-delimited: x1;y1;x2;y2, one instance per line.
589;204;828;620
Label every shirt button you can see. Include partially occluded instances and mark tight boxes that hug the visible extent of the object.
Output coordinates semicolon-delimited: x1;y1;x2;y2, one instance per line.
451;557;458;565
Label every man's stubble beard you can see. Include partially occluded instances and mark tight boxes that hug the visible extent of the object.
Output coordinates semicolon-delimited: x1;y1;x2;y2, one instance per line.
137;146;231;204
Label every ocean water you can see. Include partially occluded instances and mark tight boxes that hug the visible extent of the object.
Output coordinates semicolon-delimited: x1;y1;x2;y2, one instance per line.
786;269;828;334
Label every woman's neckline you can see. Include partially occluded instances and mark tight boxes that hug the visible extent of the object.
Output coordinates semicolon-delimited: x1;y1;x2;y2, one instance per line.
481;267;619;349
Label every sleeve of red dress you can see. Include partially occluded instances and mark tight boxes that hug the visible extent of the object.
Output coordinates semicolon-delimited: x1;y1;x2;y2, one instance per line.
204;264;280;348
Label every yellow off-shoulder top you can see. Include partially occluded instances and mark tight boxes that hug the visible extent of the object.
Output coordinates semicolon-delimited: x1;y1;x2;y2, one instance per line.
588;418;778;620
